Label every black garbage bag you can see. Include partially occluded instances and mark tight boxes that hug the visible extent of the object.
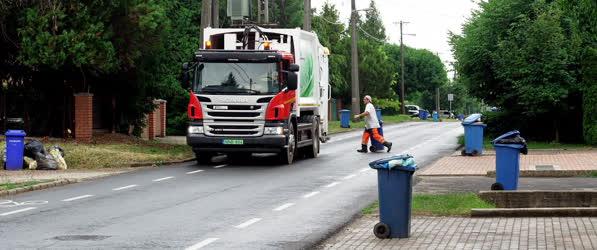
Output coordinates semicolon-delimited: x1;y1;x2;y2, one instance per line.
24;140;47;158
34;152;58;170
493;131;528;155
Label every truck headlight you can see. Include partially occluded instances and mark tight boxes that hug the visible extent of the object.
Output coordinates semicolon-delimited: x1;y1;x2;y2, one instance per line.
264;127;284;135
188;126;204;134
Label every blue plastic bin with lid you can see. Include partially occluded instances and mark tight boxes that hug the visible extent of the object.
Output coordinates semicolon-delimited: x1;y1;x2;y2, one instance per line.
491;130;527;190
370;108;384;152
418;110;428;120
4;130;26;170
369;155;417;239
432;111;439;122
461;114;486;156
340;109;351;128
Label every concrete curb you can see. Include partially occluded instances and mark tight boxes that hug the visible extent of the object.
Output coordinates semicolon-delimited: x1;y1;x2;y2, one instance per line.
471;207;597;217
486;169;596;177
0;157;196;197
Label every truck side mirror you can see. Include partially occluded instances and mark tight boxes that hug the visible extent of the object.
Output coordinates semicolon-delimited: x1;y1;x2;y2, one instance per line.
288;64;299;72
181;62;190;89
287;72;298;91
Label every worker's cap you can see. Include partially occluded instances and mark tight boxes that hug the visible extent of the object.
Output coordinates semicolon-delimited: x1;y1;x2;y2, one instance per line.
364;95;372;102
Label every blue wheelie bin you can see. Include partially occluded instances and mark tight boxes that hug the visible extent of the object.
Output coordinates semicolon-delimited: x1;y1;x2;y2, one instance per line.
491;131;528;190
369;108;384;152
340;109;351;128
369;155;417;239
4;130;27;170
461;114;486;156
418;110;428;120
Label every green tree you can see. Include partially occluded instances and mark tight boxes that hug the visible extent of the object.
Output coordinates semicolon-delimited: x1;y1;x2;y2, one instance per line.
360;0;386;42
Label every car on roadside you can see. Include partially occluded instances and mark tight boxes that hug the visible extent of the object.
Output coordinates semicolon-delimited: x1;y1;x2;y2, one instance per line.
405;105;421;117
440;110;455;119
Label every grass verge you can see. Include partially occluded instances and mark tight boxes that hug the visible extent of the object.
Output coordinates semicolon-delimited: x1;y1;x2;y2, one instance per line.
0;180;51;191
362;193;495;216
1;134;194;169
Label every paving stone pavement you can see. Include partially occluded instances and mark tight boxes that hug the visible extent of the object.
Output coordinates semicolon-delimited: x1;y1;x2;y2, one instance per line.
321;215;597;249
419;150;597;176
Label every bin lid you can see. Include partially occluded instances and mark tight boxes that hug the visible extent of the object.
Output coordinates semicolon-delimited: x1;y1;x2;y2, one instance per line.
5;130;26;137
369;154;417;172
462;113;482;125
492;130;526;149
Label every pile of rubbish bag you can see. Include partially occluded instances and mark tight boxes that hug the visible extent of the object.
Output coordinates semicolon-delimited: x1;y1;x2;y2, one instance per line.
23;140;67;170
369;154;417;171
492;130;528;155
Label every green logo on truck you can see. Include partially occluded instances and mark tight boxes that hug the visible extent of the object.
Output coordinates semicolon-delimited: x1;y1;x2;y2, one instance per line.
300;55;314;97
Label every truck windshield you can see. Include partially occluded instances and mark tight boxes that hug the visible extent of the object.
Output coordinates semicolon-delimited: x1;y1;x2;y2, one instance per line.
192;62;280;95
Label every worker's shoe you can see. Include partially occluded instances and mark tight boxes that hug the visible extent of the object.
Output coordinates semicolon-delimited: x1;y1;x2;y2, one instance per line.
357;144;368;153
383;141;393;152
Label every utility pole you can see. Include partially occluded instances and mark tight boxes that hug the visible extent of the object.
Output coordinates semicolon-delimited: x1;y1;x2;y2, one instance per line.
264;0;269;24
303;0;311;31
436;87;440;113
257;0;262;23
350;0;360;115
200;0;212;44
212;0;219;28
399;21;406;114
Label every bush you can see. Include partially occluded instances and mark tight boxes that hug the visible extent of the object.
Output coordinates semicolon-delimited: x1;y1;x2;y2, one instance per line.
375;98;402;115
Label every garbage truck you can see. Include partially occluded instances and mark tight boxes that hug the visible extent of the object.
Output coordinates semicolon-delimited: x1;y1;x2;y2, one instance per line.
184;25;330;165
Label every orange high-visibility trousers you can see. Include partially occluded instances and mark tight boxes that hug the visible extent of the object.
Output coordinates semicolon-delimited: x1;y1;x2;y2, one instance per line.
362;128;385;145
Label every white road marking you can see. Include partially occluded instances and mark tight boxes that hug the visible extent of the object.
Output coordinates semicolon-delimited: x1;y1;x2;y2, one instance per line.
153;176;174;182
342;174;357;180
213;164;227;169
273;203;295;211
186;170;204;174
0;207;36;216
62;195;94;202
359;168;370;172
185;238;219;250
324;182;340;188
303;191;320;198
112;185;137;191
234;218;262;229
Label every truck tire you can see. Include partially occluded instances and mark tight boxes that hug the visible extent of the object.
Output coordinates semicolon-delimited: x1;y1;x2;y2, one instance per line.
279;121;296;165
304;116;320;158
195;152;214;165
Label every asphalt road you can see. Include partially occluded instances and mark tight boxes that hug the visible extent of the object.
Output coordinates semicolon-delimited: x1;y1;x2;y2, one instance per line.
0;121;462;249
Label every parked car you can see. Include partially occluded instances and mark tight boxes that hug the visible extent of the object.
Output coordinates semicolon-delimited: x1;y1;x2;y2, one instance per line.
440;110;455;119
405;105;421;117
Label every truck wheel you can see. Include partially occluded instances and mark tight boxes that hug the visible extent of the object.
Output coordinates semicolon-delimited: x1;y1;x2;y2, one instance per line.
305;117;320;158
280;122;296;164
373;222;391;239
195;152;214;165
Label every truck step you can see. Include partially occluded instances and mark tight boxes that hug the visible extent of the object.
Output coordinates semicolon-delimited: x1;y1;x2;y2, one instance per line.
297;140;313;148
297;123;312;131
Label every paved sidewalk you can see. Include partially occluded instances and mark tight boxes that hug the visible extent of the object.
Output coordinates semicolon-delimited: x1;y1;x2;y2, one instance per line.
321;215;597;249
419;150;597;176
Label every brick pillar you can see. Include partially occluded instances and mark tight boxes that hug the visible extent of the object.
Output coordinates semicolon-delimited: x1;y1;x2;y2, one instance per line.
74;93;93;142
159;100;166;137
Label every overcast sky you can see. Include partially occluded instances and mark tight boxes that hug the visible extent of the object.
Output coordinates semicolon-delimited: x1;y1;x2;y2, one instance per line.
311;0;479;72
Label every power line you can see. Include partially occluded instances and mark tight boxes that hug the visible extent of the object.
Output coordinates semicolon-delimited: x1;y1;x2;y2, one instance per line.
357;26;386;43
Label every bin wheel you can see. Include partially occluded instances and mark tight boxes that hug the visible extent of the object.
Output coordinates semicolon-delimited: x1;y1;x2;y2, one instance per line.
491;182;504;190
471;150;480;156
461;150;467;156
373;222;391;239
370;146;377;152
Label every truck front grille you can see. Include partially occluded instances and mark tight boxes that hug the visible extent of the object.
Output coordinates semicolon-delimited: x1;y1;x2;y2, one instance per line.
202;103;267;137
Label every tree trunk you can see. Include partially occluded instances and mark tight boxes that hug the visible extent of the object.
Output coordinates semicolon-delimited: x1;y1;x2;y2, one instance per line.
280;0;286;27
554;119;560;143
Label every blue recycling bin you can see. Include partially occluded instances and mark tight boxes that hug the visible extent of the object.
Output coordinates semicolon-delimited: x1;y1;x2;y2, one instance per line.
370;122;385;152
369;155;417;239
4;130;26;170
340;109;351;128
376;108;382;121
432;111;439;122
492;131;526;190
457;114;465;121
461;114;486;156
418;110;428;120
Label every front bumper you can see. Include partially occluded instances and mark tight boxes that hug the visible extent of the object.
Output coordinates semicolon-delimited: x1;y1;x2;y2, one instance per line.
186;134;287;153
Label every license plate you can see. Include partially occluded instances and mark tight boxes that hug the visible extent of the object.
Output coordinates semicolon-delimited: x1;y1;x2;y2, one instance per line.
222;139;244;145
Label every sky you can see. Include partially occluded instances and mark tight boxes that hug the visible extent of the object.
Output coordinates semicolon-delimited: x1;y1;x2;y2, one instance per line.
310;0;479;73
